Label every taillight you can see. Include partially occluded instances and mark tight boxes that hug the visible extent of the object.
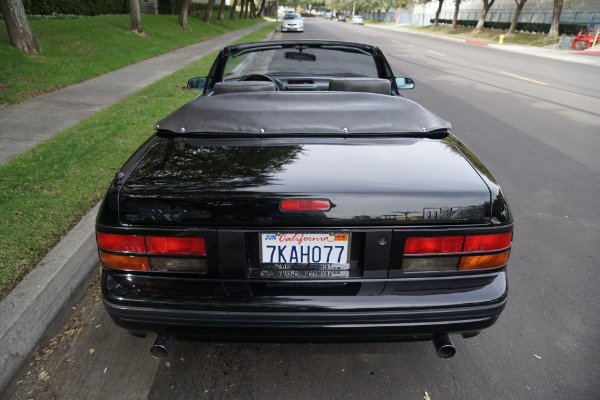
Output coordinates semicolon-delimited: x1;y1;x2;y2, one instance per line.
404;236;464;255
403;232;512;273
280;199;331;212
463;233;512;253
146;236;206;255
97;233;206;273
97;233;145;253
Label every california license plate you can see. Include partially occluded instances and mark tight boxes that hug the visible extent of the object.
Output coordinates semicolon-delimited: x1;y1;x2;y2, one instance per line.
260;233;350;265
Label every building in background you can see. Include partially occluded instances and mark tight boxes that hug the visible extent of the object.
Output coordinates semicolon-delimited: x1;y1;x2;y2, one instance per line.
362;0;599;28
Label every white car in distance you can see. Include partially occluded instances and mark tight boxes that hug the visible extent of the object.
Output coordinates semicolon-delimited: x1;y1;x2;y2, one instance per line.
281;13;304;32
352;15;364;25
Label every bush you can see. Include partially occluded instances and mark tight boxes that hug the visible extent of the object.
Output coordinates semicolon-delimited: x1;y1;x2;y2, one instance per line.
430;19;587;35
157;0;186;15
23;0;127;16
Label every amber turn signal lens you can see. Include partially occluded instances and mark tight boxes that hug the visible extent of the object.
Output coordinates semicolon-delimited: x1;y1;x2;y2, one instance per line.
459;250;510;270
99;250;150;271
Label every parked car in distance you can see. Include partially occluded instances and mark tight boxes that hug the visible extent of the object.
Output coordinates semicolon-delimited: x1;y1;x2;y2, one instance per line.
96;40;513;361
281;12;304;32
325;12;332;20
337;14;346;22
352;15;364;24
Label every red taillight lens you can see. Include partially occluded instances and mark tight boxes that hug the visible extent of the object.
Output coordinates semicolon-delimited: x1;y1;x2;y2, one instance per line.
96;233;145;253
404;236;464;255
146;236;206;255
463;233;512;252
280;199;331;212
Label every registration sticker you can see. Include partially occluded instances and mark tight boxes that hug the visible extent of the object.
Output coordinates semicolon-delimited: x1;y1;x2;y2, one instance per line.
260;233;350;265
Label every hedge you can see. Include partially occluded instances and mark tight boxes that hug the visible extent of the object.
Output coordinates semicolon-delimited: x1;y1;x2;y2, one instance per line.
158;0;186;15
21;0;233;17
431;19;588;35
23;0;127;16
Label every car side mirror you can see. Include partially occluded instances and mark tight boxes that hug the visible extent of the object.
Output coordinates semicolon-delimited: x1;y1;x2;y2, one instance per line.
395;77;415;90
187;77;207;90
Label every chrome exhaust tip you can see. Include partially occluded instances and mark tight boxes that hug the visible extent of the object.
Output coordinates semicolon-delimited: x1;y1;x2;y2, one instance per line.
432;333;456;359
150;333;172;359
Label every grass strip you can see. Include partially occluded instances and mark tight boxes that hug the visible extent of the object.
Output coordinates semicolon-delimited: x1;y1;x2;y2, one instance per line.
0;14;263;107
0;22;278;300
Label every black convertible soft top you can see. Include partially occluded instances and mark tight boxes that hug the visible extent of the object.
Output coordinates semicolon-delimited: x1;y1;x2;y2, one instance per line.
154;91;451;136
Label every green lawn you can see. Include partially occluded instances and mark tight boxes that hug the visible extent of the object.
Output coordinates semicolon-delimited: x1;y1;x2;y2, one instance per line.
0;21;278;300
0;14;264;107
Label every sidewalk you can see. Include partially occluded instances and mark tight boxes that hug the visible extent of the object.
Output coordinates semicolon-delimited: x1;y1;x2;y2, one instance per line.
0;21;271;165
371;24;600;67
0;21;272;394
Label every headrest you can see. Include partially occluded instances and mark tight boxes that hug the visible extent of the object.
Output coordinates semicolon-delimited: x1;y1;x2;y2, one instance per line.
329;78;391;95
213;81;277;95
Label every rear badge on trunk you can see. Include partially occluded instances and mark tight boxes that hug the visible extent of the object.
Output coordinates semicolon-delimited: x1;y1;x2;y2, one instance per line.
423;206;486;221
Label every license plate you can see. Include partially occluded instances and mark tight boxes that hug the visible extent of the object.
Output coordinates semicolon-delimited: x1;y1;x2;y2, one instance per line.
260;233;350;265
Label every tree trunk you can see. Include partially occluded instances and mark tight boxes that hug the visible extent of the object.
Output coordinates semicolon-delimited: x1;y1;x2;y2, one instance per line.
452;0;461;29
250;0;256;19
204;0;217;23
0;0;40;53
258;0;266;16
230;0;238;20
129;0;144;34
433;0;444;27
243;0;249;19
177;0;192;28
507;0;527;36
473;0;495;33
238;0;245;19
547;0;562;40
218;0;226;21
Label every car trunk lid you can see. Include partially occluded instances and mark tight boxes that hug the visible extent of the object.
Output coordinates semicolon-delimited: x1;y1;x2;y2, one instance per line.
118;137;491;227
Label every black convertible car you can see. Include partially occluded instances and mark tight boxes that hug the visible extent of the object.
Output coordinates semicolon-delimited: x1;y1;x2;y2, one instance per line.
96;40;513;359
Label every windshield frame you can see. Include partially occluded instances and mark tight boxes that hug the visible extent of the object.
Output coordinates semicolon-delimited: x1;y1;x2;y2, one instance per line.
206;40;395;91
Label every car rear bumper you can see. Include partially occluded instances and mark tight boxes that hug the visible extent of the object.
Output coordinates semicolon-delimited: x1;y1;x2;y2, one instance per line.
102;270;507;341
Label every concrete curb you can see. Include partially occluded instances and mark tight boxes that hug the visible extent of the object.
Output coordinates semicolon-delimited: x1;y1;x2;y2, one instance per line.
0;203;100;392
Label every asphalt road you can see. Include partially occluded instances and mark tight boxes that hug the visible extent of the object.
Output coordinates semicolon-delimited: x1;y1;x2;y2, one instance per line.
4;19;599;400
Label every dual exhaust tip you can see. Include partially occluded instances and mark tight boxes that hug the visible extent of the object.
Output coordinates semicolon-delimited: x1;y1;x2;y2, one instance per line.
150;333;172;359
432;333;456;359
150;332;457;359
